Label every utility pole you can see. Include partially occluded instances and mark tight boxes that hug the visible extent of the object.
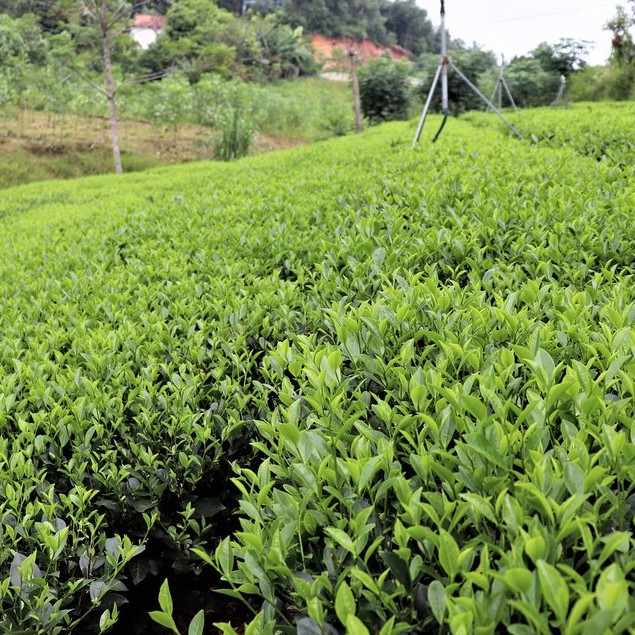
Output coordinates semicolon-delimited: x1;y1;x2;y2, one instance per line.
349;49;363;133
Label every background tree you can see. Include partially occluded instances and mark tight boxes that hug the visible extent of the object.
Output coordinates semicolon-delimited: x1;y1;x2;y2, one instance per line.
253;21;314;79
217;0;245;14
598;3;635;99
566;4;635;104
64;1;147;174
483;39;590;107
0;12;52;131
418;46;496;114
358;57;411;124
0;0;70;32
532;39;591;78
135;0;172;14
281;0;388;43
0;12;49;65
148;0;249;82
502;57;559;107
379;0;434;56
605;4;635;66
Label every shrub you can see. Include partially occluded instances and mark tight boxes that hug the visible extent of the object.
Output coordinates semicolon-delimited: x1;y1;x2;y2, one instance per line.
568;65;611;102
321;102;355;136
358;57;412;124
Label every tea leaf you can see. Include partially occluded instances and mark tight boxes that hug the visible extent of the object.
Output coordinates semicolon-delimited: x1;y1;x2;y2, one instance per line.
537;560;569;624
188;610;205;635
335;581;356;625
427;580;446;623
158;578;173;616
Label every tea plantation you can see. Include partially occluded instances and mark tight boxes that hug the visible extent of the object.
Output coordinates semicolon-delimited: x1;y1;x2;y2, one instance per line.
0;103;634;634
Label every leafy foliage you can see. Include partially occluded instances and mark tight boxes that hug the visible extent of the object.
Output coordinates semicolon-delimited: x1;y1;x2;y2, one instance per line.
419;37;592;114
496;57;559;109
487;102;635;169
605;3;635;67
532;39;591;77
280;0;389;44
158;0;243;81
0;104;635;633
379;0;434;57
419;47;497;114
206;107;635;633
214;104;254;160
254;22;315;79
359;57;412;124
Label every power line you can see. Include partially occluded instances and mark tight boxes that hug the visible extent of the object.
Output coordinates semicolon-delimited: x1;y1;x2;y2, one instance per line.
472;3;617;27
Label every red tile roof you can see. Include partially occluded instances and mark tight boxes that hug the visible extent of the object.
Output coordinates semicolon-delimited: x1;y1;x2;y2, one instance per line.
132;14;165;30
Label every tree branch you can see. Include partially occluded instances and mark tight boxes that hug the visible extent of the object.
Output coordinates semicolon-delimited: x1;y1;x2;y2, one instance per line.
124;70;169;84
69;65;108;96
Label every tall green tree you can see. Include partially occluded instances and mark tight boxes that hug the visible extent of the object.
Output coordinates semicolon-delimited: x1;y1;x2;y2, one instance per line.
63;1;147;174
155;0;248;81
380;0;434;56
532;39;590;77
605;4;635;66
135;0;172;13
281;0;388;43
0;14;38;112
0;12;49;65
217;0;244;14
0;0;69;32
359;56;412;123
503;57;560;107
254;21;314;78
598;3;635;99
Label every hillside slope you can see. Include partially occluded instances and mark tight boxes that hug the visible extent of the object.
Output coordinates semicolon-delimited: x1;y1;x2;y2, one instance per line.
0;106;634;634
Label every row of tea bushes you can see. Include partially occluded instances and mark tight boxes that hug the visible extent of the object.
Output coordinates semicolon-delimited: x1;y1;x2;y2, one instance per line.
466;102;635;172
209;108;635;634
0;106;633;632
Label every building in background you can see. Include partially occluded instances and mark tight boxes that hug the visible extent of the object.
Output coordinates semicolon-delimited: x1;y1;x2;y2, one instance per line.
131;15;166;50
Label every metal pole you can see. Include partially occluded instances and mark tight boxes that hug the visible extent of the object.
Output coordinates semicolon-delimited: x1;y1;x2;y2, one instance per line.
412;63;442;147
487;55;505;113
450;61;523;139
412;0;524;146
486;82;498;113
502;77;517;111
412;0;447;147
440;0;449;114
499;56;506;111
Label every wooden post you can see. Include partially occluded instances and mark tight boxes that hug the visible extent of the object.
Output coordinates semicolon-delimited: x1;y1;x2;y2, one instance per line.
349;50;362;134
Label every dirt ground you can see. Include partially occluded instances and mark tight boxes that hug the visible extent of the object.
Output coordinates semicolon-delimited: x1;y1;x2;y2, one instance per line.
0;110;307;189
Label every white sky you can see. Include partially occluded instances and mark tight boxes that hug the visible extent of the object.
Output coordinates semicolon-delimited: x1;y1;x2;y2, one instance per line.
419;0;624;66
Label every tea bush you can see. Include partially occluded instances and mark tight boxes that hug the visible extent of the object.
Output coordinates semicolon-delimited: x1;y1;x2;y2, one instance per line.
0;102;634;633
358;58;413;125
466;102;635;171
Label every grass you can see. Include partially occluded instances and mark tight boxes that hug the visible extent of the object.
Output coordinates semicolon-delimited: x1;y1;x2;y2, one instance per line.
255;76;354;140
0;110;307;190
0;77;354;190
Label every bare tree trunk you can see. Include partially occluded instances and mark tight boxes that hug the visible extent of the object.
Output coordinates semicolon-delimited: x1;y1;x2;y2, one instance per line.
349;50;363;134
102;29;123;174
